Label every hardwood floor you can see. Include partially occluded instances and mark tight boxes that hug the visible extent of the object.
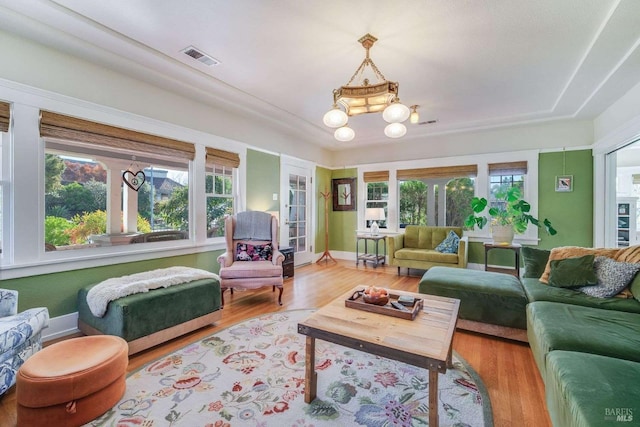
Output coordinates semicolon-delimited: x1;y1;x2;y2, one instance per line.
0;260;551;427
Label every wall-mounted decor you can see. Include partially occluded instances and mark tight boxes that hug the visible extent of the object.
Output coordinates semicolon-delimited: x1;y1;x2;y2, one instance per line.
555;175;573;192
332;178;356;211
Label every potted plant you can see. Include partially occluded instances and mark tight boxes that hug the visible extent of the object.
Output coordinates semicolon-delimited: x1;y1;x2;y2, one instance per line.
464;186;557;244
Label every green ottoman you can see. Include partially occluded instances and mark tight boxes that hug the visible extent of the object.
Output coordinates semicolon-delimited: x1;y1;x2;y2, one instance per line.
527;301;640;380
78;277;221;354
546;351;640;427
418;266;528;340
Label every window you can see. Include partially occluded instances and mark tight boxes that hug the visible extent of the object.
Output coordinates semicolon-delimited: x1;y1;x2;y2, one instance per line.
488;162;527;212
441;177;475;227
364;171;389;229
206;165;234;237
399;180;428;226
205;147;240;238
40;111;194;250
397;165;477;228
0;102;10;256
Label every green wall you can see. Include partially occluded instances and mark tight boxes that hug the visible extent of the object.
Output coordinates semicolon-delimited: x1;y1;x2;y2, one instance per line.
315;166;332;254
329;169;358;252
2;251;222;317
474;149;594;266
246;149;280;211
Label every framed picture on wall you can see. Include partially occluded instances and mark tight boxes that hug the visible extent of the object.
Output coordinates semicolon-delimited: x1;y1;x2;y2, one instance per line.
332;178;357;211
555;175;573;192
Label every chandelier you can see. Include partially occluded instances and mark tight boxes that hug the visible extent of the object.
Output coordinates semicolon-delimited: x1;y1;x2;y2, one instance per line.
323;34;418;141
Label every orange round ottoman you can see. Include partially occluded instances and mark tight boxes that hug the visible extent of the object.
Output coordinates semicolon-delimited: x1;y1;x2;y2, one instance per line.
16;335;128;427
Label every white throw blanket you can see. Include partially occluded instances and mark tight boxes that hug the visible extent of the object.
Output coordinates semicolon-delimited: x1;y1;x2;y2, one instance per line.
86;266;220;318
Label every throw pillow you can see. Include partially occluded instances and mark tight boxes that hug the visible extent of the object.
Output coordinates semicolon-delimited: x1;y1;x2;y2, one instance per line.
539;246;620;284
435;230;460;254
236;243;273;261
615;244;640;263
547;255;598;288
578;256;640;298
630;271;640;302
521;246;550;279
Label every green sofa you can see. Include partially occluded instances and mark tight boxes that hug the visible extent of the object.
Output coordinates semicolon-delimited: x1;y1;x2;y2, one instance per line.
418;247;640;426
388;226;468;274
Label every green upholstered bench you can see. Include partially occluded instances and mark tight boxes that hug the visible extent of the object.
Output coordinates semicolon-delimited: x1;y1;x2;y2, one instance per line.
527;301;640;380
418;266;528;341
545;351;640;427
77;278;221;354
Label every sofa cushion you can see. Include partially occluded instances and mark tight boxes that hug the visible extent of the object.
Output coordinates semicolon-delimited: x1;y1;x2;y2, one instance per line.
219;261;282;278
578;256;640;298
539;246;620;284
545;351;640;427
419;267;528;329
521;278;640;314
521;246;550;279
435;230;460;254
403;226;462;250
547;255;597;288
394;248;458;264
615;244;640;263
526;301;640;379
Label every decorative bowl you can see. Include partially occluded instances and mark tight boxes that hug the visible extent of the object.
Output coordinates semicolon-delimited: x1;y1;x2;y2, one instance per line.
363;293;389;306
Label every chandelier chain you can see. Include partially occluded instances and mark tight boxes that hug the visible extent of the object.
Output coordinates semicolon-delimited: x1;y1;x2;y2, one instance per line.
346;57;387;86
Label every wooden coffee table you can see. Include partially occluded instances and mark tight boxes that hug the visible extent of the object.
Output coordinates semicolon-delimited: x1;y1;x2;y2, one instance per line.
298;287;460;427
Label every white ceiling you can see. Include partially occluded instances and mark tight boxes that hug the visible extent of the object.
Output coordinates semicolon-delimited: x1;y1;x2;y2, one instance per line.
1;0;639;152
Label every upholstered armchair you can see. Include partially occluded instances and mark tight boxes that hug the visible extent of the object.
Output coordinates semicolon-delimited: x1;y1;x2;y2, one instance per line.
0;289;49;395
217;212;285;306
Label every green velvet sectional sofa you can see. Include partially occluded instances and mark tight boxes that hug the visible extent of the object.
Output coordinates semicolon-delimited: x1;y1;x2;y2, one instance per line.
419;246;640;427
388;226;468;274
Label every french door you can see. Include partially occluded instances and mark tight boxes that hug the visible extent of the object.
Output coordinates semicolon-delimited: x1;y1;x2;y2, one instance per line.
280;158;314;266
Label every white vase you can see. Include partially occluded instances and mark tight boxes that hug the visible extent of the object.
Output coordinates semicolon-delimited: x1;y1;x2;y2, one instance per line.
491;225;514;245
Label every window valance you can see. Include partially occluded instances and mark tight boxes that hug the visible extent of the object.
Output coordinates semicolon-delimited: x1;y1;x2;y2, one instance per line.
363;171;390;182
396;164;478;180
205;147;240;168
488;161;528;175
39;111;196;160
0;102;10;133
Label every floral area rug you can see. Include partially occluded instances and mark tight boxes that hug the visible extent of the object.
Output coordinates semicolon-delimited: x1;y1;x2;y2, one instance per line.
87;309;493;427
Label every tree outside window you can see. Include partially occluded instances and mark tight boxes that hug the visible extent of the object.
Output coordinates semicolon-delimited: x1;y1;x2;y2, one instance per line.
206;164;234;238
44;148;188;249
366;181;388;228
399;180;428;227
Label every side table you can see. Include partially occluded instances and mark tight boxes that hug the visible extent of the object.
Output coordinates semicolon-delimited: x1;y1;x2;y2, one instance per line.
484;242;521;277
280;246;294;278
356;234;386;267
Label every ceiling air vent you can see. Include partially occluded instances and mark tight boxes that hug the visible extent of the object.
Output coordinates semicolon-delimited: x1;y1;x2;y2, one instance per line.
181;46;220;67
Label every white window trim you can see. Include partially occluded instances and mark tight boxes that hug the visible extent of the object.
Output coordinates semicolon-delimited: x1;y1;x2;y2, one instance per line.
358;149;540;244
0;83;247;279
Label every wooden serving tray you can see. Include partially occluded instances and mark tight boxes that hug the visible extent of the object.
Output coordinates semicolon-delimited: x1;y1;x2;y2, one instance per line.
345;288;424;320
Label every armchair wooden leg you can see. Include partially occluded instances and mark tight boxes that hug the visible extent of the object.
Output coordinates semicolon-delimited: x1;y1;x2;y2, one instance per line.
397;266;400;275
277;286;283;305
221;287;226;308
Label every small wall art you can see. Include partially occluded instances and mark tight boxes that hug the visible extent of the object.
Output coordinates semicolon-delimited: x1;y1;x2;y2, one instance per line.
332;177;356;211
555;175;573;192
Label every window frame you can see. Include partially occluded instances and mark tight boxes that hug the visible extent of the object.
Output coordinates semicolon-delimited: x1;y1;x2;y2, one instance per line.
205;162;238;239
1;97;246;279
358;150;539;244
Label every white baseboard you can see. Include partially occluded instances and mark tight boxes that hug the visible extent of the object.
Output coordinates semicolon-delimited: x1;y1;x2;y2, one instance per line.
43;312;79;342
